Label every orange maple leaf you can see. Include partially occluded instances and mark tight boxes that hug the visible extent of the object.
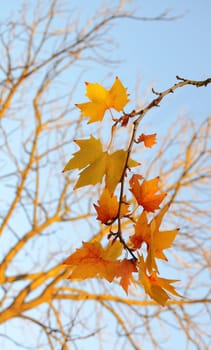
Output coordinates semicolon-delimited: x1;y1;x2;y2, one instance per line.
138;255;181;306
129;174;166;212
94;188;129;224
129;210;149;250
63;241;137;293
116;258;137;293
137;133;157;148
63;240;122;282
150;205;179;261
76;77;129;123
129;206;179;272
146;206;179;273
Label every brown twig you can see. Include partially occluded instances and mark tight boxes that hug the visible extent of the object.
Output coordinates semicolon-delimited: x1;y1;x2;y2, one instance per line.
114;76;211;257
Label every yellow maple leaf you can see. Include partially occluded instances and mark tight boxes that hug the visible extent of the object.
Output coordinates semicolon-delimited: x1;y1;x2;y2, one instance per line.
106;149;139;193
107;77;129;111
129;174;166;212
76;77;129;123
94;188;129;224
63;136;139;193
138;255;181;306
63;136;106;188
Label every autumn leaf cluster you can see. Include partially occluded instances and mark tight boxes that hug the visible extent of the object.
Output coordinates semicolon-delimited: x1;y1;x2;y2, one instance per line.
63;77;181;306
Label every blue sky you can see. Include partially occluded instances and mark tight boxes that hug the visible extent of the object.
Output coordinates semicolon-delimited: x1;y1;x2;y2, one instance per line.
2;0;210;122
0;1;210;350
66;0;211;133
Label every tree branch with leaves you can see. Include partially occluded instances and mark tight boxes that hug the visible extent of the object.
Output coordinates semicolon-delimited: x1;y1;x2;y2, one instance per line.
0;1;211;349
62;76;211;306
